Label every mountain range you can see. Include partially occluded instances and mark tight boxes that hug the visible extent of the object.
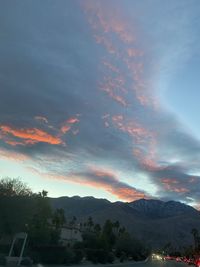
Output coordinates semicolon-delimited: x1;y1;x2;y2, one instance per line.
50;196;200;250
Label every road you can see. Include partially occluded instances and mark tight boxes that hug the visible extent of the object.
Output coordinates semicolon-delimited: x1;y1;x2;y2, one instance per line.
107;260;188;267
69;259;188;267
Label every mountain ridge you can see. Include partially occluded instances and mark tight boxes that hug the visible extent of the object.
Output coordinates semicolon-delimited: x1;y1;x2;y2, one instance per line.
50;196;200;249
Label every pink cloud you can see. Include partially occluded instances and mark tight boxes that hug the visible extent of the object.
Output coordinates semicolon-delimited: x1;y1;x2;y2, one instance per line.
0;125;62;146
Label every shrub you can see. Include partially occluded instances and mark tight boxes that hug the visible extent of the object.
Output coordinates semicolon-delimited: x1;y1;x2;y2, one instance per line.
73;249;84;264
0;244;10;254
63;248;75;265
120;252;127;262
0;255;6;266
85;249;113;264
21;257;33;266
86;249;98;264
96;250;108;264
107;252;115;263
32;245;68;264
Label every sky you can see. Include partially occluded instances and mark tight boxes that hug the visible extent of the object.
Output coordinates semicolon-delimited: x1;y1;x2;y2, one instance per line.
0;0;200;208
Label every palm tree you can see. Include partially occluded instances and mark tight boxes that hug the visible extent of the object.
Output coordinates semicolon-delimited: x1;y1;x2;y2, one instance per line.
113;220;120;235
191;228;199;252
52;208;66;229
87;216;94;230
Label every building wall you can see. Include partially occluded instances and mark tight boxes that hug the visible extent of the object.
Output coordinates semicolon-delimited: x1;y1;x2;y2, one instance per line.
60;227;82;244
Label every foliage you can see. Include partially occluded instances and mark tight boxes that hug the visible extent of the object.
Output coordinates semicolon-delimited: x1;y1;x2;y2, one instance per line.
0;177;149;264
0;177;32;197
73;249;84;264
20;257;33;266
52;208;65;229
85;249;111;264
81;218;149;263
28;192;57;247
0;178;60;247
0;255;6;266
191;228;200;252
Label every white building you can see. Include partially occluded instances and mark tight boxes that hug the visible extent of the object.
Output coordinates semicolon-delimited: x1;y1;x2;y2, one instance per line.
60;225;82;245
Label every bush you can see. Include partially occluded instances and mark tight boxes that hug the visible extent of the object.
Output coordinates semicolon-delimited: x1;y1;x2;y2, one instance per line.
0;244;10;254
32;245;72;264
0;255;6;266
86;249;98;264
120;252;127;262
85;249;113;264
63;248;75;265
28;250;40;264
96;250;108;264
73;249;84;264
21;257;33;266
107;252;115;263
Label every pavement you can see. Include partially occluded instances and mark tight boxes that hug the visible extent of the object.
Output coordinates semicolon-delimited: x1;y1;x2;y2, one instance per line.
69;259;188;267
0;259;188;267
101;259;188;267
141;259;188;267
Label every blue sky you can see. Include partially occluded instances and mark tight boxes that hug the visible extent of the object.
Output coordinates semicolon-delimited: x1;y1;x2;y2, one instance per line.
0;0;200;207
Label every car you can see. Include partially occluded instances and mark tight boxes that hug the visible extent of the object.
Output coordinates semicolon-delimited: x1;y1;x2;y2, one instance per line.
195;258;200;267
164;255;173;260
187;258;195;265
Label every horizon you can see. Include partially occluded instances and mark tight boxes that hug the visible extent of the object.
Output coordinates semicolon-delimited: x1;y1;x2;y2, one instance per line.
44;193;200;211
1;1;200;209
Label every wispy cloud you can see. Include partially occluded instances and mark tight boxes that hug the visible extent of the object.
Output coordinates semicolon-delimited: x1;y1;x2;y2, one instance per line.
0;0;200;206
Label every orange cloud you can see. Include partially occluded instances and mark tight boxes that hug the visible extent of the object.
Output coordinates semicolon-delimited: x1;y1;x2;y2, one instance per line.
36;166;148;202
66;117;79;124
100;74;128;107
0;125;62;145
112;115;154;143
111;115;159;173
83;1;158;109
60;117;80;135
60;125;71;134
161;178;189;193
110;187;146;202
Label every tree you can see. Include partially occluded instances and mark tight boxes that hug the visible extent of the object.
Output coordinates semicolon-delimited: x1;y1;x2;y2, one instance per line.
52;208;66;229
28;191;53;246
102;220;116;249
0;177;32;196
38;190;48;198
113;221;120;235
115;232;149;260
94;224;101;234
0;178;34;237
70;216;77;227
191;228;200;252
87;216;94;230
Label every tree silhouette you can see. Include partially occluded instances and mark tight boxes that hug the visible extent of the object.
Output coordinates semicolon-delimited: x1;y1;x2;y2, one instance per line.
0;177;32;196
52;208;66;229
191;228;200;252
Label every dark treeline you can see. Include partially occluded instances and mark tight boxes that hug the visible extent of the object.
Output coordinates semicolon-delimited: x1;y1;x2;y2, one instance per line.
0;178;148;264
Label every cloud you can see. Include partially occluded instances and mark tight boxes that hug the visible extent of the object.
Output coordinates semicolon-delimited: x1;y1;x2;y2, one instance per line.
32;166;149;202
34;116;49;124
83;0;156;108
161;178;189;193
0;0;200;206
0;147;29;162
0;125;63;146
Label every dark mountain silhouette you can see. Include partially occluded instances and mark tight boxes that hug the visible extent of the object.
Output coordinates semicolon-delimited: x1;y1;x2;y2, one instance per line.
129;198;199;219
50;196;200;249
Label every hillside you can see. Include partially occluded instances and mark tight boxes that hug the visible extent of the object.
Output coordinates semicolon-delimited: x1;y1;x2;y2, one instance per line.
50;196;200;249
